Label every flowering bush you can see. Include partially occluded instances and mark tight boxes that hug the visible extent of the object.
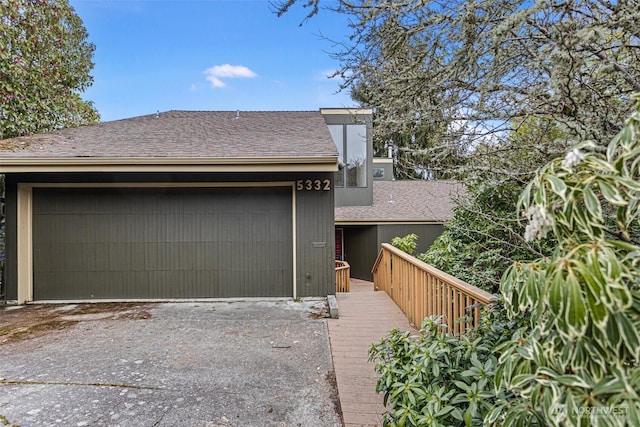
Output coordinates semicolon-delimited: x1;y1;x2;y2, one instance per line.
371;98;640;426
492;97;640;426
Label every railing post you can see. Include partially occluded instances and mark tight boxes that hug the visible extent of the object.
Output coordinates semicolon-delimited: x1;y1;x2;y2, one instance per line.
335;260;350;293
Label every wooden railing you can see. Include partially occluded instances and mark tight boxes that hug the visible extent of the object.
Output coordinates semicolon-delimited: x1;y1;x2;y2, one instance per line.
372;243;495;334
335;260;350;292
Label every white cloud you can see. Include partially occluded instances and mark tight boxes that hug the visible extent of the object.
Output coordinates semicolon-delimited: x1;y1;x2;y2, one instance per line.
204;64;257;88
206;76;226;88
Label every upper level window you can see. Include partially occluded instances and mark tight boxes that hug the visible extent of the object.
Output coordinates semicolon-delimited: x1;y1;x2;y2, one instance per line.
346;125;367;187
329;124;367;188
328;125;345;187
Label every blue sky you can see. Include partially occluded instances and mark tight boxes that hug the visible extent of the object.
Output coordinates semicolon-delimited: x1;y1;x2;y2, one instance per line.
70;0;357;122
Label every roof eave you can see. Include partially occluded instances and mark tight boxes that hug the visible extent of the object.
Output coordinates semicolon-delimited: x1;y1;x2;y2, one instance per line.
335;218;446;225
0;156;339;173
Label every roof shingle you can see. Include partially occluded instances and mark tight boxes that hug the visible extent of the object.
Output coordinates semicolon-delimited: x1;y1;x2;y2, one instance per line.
335;180;464;222
0;110;338;159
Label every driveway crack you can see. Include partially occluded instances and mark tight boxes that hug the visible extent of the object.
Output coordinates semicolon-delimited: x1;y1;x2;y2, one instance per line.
0;379;161;390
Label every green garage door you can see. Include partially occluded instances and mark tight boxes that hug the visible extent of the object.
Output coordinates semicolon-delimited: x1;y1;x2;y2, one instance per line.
32;187;293;299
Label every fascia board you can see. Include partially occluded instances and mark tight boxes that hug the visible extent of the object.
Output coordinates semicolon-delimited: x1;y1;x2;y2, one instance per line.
0;156;339;173
334;219;445;225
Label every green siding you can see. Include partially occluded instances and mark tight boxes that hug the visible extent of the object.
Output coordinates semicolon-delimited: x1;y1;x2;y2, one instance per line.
3;172;336;300
377;224;444;256
340;223;445;282
32;187;293;299
342;226;378;281
295;181;335;297
3;177;17;300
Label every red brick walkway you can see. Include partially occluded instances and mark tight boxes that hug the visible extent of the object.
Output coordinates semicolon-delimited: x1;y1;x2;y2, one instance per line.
328;279;417;427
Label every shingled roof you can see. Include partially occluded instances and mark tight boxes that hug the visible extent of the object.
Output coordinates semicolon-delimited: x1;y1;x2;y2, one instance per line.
0;110;339;172
335;180;464;223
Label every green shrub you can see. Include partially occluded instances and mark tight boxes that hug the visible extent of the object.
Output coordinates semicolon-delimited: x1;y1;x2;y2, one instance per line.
372;98;640;426
488;97;640;426
369;304;528;426
391;233;419;255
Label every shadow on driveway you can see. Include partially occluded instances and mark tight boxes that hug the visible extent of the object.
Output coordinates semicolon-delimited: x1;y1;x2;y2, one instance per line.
0;300;342;427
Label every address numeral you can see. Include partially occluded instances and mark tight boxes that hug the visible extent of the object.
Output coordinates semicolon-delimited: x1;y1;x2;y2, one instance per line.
296;179;331;191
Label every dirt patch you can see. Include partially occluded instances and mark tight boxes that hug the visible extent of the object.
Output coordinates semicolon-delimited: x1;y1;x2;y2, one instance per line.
325;370;343;425
0;414;20;427
0;303;155;345
307;302;330;319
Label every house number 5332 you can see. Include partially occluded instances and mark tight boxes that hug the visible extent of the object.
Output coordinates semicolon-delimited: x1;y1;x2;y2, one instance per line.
296;179;331;191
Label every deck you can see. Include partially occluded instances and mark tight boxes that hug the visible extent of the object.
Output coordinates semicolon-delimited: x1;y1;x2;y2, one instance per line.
328;279;417;427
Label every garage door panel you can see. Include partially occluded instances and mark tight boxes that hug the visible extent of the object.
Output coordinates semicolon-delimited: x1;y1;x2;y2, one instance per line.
199;214;218;241
33;187;293;299
195;242;219;270
197;270;219;297
93;243;110;271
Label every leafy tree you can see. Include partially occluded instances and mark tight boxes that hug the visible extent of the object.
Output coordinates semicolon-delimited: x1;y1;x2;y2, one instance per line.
369;96;640;427
347;17;463;180
419;117;563;292
391;233;418;256
490;95;640;426
0;0;98;296
276;0;639;177
0;0;99;139
276;1;639;291
418;179;532;293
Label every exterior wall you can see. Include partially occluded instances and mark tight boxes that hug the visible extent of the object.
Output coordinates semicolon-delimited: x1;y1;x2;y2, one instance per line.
3;180;16;300
322;110;374;207
296;184;335;297
3;171;335;301
338;223;445;282
342;225;378;281
372;158;394;181
377;224;445;257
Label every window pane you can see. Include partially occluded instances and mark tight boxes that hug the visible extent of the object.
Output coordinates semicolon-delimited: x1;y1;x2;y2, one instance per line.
328;125;345;187
346;125;367;187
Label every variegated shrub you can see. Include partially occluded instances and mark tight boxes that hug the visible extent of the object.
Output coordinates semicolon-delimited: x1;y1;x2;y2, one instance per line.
491;97;640;426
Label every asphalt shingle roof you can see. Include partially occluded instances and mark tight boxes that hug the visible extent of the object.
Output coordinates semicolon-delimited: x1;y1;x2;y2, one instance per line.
335;180;464;222
0;110;338;159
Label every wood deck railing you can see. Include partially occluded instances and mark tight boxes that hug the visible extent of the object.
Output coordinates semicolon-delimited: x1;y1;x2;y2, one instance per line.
335;260;350;292
372;243;495;334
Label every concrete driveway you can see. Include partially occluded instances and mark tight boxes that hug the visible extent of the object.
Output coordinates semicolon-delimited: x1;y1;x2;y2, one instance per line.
0;300;342;427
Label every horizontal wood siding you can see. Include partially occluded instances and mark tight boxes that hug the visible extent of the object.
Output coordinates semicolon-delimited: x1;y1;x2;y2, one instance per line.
32;187;292;299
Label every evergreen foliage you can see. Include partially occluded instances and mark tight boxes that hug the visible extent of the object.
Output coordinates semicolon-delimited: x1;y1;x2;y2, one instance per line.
491;95;640;427
391;233;418;256
0;0;99;139
369;308;527;427
276;0;639;288
370;99;640;426
276;0;639;178
419;118;563;292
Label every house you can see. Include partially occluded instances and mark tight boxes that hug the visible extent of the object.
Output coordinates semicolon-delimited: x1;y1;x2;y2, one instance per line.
322;108;463;282
0;108;460;303
0;111;338;303
335;178;462;281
